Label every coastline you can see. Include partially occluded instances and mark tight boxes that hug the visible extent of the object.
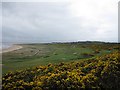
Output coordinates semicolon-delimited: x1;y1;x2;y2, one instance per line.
0;45;23;53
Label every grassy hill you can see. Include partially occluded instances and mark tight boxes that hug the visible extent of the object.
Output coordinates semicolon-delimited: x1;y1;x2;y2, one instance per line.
2;42;120;89
2;42;118;74
2;50;120;89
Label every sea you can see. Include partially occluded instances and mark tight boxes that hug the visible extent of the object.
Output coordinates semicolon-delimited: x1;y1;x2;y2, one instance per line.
1;42;13;50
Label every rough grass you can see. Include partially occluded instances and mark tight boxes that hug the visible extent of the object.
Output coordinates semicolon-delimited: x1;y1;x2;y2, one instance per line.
2;50;120;89
2;42;117;74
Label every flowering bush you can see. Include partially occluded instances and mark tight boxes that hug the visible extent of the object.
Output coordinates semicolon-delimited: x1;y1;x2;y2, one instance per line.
2;50;120;89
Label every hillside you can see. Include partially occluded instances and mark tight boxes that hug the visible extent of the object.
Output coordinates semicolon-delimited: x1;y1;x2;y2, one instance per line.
2;50;120;89
2;42;119;74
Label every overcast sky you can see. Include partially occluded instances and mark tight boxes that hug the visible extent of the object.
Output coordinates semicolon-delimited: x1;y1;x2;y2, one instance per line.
2;0;119;43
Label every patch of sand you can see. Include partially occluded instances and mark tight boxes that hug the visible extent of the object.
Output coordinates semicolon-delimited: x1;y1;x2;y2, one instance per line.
0;45;23;53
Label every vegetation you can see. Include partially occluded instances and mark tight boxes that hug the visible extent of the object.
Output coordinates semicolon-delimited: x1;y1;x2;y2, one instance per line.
2;42;120;89
2;42;118;74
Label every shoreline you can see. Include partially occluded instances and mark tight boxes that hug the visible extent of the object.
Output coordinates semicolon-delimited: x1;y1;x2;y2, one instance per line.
0;45;23;53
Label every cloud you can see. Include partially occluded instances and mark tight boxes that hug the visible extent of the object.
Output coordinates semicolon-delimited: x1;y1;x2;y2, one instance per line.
0;2;2;42
2;1;118;43
2;0;69;2
68;0;118;42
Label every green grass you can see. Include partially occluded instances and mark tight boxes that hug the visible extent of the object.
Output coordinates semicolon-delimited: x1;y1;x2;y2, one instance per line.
2;50;120;89
2;43;116;74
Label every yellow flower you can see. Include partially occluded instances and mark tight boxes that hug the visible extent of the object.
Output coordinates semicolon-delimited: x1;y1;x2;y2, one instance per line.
30;82;34;86
37;82;42;86
37;69;40;72
2;78;5;80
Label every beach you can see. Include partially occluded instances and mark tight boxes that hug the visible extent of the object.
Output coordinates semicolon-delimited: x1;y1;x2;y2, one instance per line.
0;45;23;53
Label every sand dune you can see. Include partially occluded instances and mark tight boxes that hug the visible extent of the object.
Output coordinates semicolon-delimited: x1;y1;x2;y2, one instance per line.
0;45;23;53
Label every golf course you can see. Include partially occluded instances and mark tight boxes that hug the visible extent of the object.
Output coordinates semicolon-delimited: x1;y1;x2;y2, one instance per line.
2;42;117;74
2;42;120;89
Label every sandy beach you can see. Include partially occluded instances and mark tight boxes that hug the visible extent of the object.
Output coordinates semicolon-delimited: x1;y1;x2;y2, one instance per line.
0;45;23;53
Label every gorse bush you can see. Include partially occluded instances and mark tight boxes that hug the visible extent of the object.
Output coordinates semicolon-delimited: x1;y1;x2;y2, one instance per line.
2;51;120;90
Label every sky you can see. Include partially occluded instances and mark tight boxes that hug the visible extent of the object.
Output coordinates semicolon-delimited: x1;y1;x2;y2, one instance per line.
1;0;119;43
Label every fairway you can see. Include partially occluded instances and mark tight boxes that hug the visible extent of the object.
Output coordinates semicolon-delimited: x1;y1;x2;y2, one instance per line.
2;1;119;89
2;42;117;74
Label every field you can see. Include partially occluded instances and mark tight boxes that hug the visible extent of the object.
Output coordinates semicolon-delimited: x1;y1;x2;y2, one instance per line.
2;42;115;74
2;42;120;89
